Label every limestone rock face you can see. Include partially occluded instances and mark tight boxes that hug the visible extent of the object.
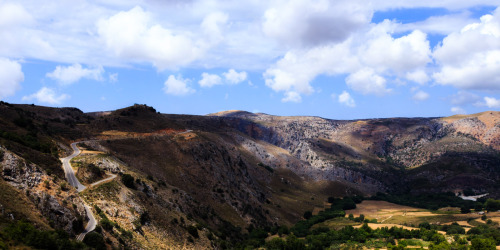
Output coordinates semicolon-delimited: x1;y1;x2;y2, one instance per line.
1;147;87;235
210;111;500;195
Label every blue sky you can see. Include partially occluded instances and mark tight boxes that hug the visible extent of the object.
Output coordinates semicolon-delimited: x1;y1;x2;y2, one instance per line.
1;1;500;119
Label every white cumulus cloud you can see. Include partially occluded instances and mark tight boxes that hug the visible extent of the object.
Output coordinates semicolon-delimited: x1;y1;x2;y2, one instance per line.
46;64;104;85
359;23;431;75
223;69;247;84
198;73;222;88
22;87;69;104
451;106;466;114
337;91;356;107
263;20;430;101
412;90;430;101
263;0;372;47
264;41;354;100
97;6;205;71
0;58;23;99
282;91;302;103
433;9;500;90
163;75;195;96
346;68;392;96
483;96;500;108
201;12;228;44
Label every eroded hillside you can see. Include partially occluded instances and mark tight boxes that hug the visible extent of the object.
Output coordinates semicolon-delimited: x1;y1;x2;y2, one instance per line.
0;102;499;249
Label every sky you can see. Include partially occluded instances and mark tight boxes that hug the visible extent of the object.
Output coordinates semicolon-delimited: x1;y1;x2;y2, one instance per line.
1;0;500;119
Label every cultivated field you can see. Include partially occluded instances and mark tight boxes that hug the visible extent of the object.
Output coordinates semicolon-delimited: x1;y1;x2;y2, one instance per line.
338;200;499;231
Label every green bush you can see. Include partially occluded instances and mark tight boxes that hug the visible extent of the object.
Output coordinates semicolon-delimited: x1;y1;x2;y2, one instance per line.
471;238;496;250
485;199;500;212
187;225;199;238
100;218;114;231
303;211;312;220
83;232;106;250
121;173;135;189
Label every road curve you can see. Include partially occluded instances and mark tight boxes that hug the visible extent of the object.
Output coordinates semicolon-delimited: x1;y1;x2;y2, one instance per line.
60;142;96;241
63;130;191;241
76;204;96;241
61;143;86;192
90;173;117;188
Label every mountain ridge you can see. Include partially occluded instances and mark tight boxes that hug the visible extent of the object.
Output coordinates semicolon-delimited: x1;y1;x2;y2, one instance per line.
0;102;499;249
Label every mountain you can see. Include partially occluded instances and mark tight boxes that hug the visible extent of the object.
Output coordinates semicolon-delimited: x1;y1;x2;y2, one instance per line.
0;102;498;249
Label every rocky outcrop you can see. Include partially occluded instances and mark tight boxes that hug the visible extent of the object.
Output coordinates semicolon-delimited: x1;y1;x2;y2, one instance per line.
210;111;500;195
0;146;87;235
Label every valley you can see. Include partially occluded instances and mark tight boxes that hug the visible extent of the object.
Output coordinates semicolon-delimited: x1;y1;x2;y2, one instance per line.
0;102;499;249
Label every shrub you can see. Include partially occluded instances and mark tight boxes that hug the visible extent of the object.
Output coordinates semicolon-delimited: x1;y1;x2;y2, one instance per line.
187;225;199;238
121;174;135;189
83;232;106;250
485;199;500;212
471;238;496;250
303;211;312;220
100;218;114;231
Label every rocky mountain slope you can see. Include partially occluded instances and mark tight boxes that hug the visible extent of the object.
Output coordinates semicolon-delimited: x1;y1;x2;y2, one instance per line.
209;110;500;195
0;102;498;249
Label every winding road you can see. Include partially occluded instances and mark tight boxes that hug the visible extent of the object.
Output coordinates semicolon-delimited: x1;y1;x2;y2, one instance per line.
61;143;87;192
61;130;191;241
60;142;99;241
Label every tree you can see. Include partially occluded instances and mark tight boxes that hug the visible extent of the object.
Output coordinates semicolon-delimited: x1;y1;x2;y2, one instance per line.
471;238;496;250
485;199;500;212
303;211;312;220
460;206;471;214
187;225;199;238
82;232;106;250
265;237;286;249
121;173;135;189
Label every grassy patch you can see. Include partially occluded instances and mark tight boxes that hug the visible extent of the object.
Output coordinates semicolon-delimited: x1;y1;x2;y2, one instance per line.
311;217;361;230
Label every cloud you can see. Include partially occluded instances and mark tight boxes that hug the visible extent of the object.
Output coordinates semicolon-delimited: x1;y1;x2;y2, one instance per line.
397;13;475;35
198;73;222;88
0;2;54;60
406;70;430;84
0;58;23;99
264;41;354;99
263;20;430;101
282;91;301;103
433;9;500;90
46;63;104;85
337;91;356;107
451;106;466;114
359;22;431;75
412;90;430;101
109;73;118;83
0;3;33;27
163;75;195;96
22;87;69;104
449;91;480;105
97;6;205;70
346;68;392;96
262;0;372;47
223;69;247;84
201;12;228;44
483;96;500;108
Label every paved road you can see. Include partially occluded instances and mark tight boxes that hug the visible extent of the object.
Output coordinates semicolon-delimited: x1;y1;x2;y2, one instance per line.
179;129;193;134
60;142;96;241
62;130;191;241
61;143;86;192
90;173;117;188
76;204;96;241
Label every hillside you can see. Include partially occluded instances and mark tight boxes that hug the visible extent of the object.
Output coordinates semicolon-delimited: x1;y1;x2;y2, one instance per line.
0;102;499;249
